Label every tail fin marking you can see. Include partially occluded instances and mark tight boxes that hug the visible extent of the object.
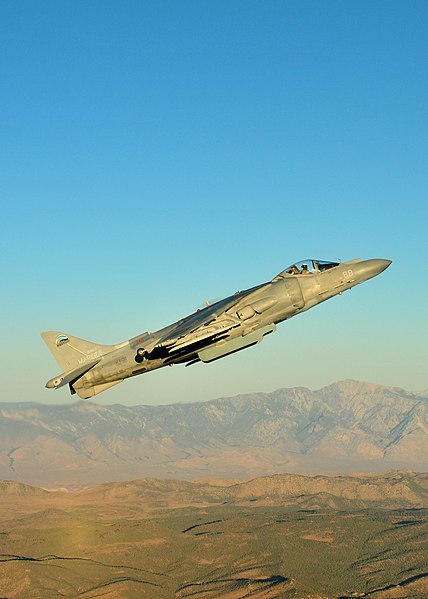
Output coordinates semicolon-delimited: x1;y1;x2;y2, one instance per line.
41;331;115;372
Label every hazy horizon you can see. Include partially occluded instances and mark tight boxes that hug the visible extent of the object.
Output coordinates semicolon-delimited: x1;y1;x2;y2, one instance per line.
1;377;426;408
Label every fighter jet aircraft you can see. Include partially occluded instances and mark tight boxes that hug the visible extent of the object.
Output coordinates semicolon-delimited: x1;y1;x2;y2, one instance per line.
42;257;391;399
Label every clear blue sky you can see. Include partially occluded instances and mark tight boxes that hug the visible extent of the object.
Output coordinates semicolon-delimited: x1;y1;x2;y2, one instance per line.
1;1;427;404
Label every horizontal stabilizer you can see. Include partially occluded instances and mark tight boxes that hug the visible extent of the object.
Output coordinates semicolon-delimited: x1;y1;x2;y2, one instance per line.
45;359;101;390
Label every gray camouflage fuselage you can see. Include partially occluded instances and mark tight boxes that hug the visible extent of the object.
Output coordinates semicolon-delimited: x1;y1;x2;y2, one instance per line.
42;258;391;399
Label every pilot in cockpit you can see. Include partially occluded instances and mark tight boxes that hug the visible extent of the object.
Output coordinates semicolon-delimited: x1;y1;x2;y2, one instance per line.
301;264;310;275
287;265;300;275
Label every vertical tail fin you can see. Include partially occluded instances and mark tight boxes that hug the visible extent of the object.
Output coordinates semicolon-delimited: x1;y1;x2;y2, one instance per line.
41;331;115;373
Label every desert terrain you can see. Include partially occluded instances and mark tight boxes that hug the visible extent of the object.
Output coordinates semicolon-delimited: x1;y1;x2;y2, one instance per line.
0;380;426;597
0;472;427;598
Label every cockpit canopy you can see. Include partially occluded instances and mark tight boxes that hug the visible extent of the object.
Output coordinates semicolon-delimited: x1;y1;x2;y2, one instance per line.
276;259;340;278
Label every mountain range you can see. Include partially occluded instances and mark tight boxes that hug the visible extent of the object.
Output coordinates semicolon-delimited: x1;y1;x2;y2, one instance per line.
0;379;426;487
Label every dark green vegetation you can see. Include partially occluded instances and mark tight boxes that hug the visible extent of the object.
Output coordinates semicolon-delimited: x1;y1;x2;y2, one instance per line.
0;474;427;598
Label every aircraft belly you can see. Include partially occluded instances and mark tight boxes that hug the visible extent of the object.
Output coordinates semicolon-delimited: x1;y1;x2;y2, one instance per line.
74;379;123;399
198;324;276;363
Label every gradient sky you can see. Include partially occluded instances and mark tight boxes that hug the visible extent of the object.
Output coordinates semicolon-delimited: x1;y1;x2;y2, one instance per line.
1;1;427;405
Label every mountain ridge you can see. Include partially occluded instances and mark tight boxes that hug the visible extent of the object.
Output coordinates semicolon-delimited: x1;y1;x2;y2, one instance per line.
0;379;426;487
1;470;427;509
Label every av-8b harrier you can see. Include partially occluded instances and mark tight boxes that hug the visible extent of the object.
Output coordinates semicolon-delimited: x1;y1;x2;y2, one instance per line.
42;258;391;399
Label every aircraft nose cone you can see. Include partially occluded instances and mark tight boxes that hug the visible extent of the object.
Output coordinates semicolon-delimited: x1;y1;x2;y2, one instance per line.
370;259;392;275
360;258;392;280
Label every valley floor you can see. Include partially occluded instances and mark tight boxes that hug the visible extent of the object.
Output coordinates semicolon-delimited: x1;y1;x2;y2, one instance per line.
0;475;427;598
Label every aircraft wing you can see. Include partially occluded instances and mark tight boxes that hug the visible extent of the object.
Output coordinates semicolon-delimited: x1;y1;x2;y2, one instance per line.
156;284;264;349
167;314;239;354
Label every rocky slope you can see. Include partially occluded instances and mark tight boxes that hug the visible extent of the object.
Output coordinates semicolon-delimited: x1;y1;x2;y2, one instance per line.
1;470;427;510
75;470;428;510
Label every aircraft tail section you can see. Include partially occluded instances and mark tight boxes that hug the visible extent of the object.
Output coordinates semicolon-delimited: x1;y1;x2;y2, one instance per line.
41;331;115;373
